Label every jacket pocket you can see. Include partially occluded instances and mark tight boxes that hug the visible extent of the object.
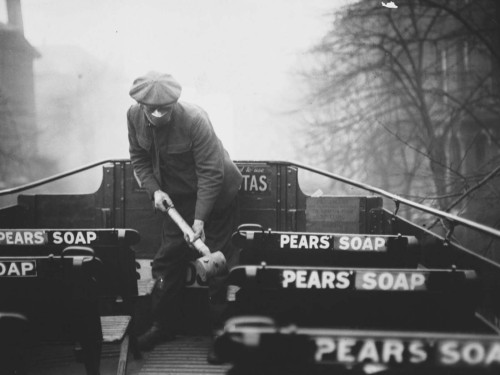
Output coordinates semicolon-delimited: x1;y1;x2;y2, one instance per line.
168;142;192;154
164;142;193;168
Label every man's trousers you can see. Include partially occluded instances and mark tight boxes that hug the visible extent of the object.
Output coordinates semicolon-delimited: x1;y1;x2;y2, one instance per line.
150;195;240;332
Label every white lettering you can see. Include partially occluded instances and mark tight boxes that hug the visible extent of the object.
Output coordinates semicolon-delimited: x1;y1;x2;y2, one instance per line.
360;272;427;291
296;270;307;288
52;231;98;245
249;175;259;191
34;231;45;244
440;341;500;366
75;231;86;244
280;235;290;248
282;270;296;287
87;231;97;243
411;273;426;289
337;339;356;362
315;338;335;361
21;262;34;275
240;175;250;190
280;235;332;250
382;340;404;363
336;271;350;289
362;237;373;250
409;341;427;363
8;262;21;276
339;236;349;250
375;237;385;250
64;232;74;244
462;343;485;365
362;272;377;290
485;343;500;365
309;236;319;249
281;270;352;289
258;175;268;191
14;231;24;244
379;273;393;290
23;231;34;244
322;271;335;288
351;237;362;250
298;235;308;249
307;271;321;288
393;273;410;290
357;339;379;362
53;231;63;244
0;261;36;277
0;231;46;245
337;236;389;251
314;338;500;367
440;342;460;365
320;236;330;249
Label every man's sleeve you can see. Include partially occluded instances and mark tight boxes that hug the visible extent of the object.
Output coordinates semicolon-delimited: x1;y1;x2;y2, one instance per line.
127;107;161;199
191;112;224;221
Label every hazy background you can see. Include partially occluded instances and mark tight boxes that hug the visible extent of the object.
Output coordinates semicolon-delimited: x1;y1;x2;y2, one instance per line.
15;0;341;168
1;0;499;254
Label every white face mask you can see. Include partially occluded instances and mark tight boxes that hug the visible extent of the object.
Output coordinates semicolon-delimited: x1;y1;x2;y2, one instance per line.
151;108;170;118
143;104;174;126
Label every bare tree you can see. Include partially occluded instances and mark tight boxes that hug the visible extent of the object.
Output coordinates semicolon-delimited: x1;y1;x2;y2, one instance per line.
300;0;500;219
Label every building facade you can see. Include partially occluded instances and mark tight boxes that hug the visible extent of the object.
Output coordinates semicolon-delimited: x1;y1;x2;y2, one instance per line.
0;0;39;187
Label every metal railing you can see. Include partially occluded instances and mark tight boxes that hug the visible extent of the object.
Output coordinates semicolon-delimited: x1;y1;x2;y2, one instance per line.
1;158;499;240
0;159;129;197
274;160;500;240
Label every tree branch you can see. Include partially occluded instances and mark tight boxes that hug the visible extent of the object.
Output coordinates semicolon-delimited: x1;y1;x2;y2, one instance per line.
428;164;500;230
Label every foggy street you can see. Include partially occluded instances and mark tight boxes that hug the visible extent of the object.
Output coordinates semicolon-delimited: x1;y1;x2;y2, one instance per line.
1;1;500;374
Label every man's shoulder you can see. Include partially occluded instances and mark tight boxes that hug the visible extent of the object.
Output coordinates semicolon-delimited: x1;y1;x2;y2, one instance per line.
127;103;144;122
176;101;209;122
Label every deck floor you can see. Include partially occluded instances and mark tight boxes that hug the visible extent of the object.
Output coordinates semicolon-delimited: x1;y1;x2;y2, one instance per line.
25;336;230;375
138;336;230;375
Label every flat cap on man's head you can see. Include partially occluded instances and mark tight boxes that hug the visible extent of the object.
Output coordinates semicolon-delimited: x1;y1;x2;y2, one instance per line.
129;71;182;106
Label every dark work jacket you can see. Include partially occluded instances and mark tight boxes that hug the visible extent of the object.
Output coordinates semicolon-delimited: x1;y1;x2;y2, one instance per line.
127;101;242;221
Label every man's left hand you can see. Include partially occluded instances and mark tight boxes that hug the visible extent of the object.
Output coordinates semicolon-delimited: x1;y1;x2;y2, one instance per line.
184;219;205;247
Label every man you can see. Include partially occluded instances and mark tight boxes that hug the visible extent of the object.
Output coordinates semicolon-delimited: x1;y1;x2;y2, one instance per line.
127;71;242;362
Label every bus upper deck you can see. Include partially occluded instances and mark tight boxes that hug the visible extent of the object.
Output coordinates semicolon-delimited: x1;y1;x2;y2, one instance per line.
0;159;499;374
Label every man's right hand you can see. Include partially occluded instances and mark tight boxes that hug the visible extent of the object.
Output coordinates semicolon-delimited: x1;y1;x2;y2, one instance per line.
153;190;173;212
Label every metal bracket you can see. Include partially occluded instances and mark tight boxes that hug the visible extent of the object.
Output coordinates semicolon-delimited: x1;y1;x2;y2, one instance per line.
393;200;400;217
390;200;401;234
444;221;456;246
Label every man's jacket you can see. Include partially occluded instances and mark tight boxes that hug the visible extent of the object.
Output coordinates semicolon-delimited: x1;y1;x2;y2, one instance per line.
127;101;242;221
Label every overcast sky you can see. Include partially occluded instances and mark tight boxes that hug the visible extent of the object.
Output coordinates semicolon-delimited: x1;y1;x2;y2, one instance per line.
9;0;348;162
21;0;334;86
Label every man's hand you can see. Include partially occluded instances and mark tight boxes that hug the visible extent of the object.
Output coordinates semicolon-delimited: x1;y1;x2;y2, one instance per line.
184;219;205;247
153;190;173;212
